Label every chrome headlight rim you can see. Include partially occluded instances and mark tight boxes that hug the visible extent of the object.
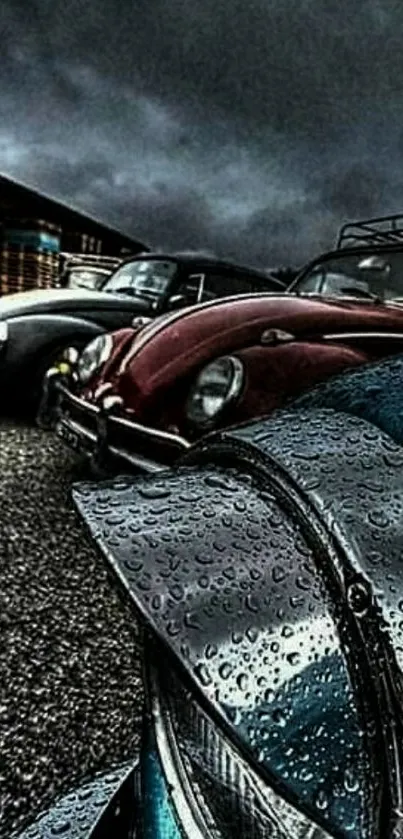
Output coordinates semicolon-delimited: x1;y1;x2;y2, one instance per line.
77;334;114;385
185;355;245;430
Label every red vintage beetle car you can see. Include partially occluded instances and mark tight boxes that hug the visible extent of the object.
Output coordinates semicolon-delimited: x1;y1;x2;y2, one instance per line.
39;288;403;473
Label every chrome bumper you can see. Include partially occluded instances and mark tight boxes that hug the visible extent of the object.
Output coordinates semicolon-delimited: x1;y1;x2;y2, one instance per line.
38;369;191;474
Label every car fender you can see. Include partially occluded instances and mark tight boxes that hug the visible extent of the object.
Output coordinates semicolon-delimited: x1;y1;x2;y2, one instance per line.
2;314;105;381
73;407;403;837
12;761;138;839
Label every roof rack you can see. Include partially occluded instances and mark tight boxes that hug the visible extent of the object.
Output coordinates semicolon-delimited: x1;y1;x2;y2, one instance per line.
336;214;403;249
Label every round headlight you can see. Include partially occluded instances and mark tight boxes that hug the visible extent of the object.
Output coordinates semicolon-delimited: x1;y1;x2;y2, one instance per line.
77;334;113;384
186;356;244;428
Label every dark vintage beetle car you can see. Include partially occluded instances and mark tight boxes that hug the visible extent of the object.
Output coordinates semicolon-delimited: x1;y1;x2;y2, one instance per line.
40;287;403;473
0;251;283;413
14;353;403;838
290;213;403;301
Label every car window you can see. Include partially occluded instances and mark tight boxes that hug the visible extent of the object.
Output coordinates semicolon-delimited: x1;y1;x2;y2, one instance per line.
176;273;205;305
102;259;178;299
200;272;259;301
294;251;403;300
67;269;109;289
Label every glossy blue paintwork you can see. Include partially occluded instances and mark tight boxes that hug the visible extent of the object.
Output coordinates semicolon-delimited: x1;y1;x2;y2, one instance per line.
290;353;403;444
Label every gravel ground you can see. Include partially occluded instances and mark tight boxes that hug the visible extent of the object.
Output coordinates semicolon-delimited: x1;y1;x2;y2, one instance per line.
0;419;143;838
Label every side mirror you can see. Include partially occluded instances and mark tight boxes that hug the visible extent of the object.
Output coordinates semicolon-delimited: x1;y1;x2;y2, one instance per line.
167;294;186;311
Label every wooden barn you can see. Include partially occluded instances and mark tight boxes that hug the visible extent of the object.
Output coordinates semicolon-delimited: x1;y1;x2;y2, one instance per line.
0;174;148;294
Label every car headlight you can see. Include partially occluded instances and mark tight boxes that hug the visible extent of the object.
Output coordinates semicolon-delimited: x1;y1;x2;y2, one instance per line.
0;320;8;347
186;356;244;428
77;334;113;384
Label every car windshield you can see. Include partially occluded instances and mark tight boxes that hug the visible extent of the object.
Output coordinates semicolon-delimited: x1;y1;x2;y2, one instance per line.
102;258;177;300
67;269;109;289
293;250;403;301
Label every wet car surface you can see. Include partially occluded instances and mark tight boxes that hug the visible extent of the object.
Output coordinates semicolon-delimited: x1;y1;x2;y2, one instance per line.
70;399;403;839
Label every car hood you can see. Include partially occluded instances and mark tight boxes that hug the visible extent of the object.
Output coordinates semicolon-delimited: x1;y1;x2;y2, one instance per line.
0;287;151;318
73;405;403;838
116;292;403;401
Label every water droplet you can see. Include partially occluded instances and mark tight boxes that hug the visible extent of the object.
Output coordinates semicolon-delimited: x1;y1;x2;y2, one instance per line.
138;485;172;499
368;509;390;529
272;566;286;583
169;583;185;601
194;663;212;686
204;474;237;491
299;766;314;782
50;820;72;835
347;581;371;616
296;576;311;591
264;688;275;703
123;557;144;573
344;767;359;793
219;663;234;680
166;620;181;637
286;652;300;666
272;708;287;727
290;595;305;609
236;672;248;691
151;594;162;610
245;594;259;612
315;790;329;811
184;611;201;630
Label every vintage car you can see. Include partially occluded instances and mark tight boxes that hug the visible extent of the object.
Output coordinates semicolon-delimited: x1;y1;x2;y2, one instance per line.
0;251;283;413
290;213;403;300
39;287;403;473
58;253;123;290
14;359;403;838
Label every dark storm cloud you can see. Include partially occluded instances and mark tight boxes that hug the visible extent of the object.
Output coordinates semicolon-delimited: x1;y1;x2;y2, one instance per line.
1;0;403;266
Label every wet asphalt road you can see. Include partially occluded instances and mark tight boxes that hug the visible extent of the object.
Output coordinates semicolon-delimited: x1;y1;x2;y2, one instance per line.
0;419;143;838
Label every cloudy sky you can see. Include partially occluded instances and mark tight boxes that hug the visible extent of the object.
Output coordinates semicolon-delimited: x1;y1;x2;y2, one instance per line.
1;0;403;268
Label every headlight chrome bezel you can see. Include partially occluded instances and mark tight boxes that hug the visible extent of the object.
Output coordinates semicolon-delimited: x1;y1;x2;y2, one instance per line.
76;334;114;385
185;356;245;430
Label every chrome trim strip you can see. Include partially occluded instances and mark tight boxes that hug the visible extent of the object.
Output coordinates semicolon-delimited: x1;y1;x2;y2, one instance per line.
148;665;216;839
110;446;166;474
58;415;167;474
58;416;96;445
323;331;403;341
113;414;191;450
57;384;190;451
56;384;190;471
58;384;100;415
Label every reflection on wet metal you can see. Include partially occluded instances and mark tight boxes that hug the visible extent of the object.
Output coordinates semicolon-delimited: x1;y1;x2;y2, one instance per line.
72;405;403;838
13;763;135;839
